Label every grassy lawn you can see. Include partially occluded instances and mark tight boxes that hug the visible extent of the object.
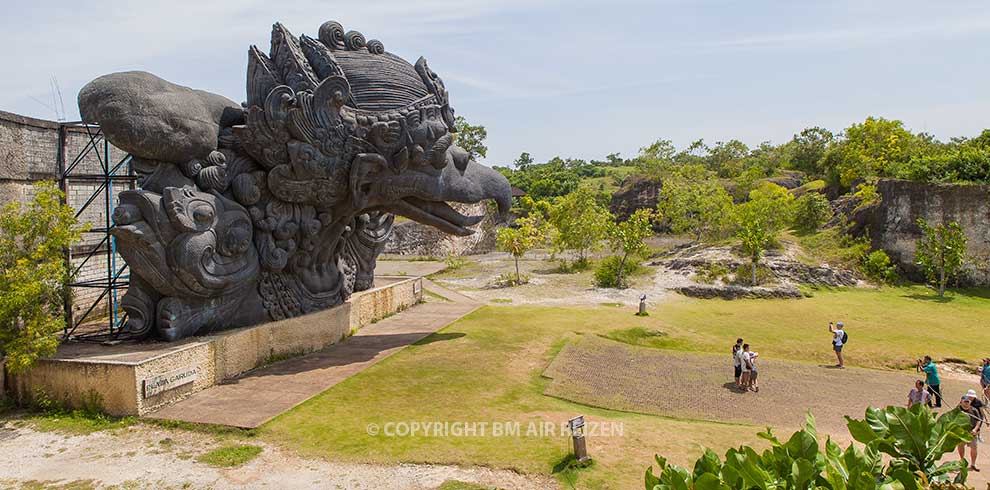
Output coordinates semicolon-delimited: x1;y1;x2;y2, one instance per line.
261;286;990;489
196;444;263;467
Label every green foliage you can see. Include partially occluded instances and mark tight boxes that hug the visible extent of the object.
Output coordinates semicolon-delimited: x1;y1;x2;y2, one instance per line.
196;444;263;467
732;183;794;286
696;263;730;284
604;209;655;288
656;167;733;241
861;250;898;286
452;116;488;160
730;263;774;286
646;407;973;489
853;182;880;209
790;127;835;175
497;155;582;200
845;404;972;486
444;254;468;271
594;255;644;288
793;193;833;232
915;219;968;297
548;188;611;263
496;216;546;286
0;182;82;373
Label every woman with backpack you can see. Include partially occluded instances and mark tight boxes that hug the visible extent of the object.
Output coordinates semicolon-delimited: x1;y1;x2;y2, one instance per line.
829;321;847;368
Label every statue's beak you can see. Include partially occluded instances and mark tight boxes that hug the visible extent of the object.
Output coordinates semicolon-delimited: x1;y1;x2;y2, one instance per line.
387;145;512;236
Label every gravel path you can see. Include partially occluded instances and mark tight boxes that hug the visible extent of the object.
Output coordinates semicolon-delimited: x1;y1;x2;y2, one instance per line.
0;423;556;490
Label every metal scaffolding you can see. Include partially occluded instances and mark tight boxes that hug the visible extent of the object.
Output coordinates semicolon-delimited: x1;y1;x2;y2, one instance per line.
57;122;136;341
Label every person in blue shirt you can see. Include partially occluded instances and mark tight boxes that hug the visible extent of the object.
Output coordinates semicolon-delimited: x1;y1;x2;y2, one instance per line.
918;355;942;408
981;358;990;402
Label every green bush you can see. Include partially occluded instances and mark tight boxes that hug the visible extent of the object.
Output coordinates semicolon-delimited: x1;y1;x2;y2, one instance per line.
792;192;833;232
594;255;642;288
731;263;774;286
696;263;730;284
646;405;973;489
860;250;898;285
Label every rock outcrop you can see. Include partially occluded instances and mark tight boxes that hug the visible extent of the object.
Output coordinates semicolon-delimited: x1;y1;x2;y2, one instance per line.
856;179;990;285
609;174;661;221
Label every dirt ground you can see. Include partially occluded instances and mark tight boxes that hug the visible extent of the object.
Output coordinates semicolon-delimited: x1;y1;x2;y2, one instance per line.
434;252;692;308
0;422;555;490
543;336;978;434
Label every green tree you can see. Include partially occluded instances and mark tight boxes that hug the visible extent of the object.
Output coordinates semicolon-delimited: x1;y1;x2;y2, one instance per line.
1;182;82;373
548;188;611;267
915;218;967;297
792;192;833;232
656;169;733;241
496;216;545;286
605;208;655;288
452;116;488;160
732;183;794;286
790;126;834;175
635;139;676;180
822;117;917;188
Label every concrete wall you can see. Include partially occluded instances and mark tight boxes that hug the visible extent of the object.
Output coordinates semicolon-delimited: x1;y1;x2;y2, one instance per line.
9;276;424;416
869;179;990;285
0;109;131;320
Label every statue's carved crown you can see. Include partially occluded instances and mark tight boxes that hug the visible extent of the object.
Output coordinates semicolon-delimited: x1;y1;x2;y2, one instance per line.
248;21;455;130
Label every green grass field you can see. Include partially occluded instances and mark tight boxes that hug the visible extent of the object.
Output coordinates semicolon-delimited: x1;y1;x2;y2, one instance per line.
260;285;990;489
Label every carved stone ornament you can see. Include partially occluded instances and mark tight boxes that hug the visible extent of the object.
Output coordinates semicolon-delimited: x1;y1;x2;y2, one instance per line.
79;21;511;341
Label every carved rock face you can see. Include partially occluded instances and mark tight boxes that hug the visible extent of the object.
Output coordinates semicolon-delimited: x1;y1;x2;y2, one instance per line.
81;20;511;341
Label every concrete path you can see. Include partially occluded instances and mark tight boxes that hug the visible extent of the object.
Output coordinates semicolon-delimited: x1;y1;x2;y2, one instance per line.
148;279;477;428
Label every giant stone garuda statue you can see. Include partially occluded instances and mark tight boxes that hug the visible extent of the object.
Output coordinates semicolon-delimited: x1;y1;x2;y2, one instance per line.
78;21;511;341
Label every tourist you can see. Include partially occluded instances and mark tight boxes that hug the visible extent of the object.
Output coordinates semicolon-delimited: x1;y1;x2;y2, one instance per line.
918;356;942;408
907;380;931;408
743;344;759;393
828;321;846;368
957;392;985;471
733;338;744;388
981;358;990;402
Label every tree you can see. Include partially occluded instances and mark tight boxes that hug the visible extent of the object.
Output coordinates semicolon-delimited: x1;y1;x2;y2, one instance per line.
1;182;82;373
548;188;611;267
635;139;676;180
605;208;655;288
453;116;488;160
732;183;794;286
656;169;733;241
822;117;918;188
790;126;834;175
514;151;534;170
792;192;833;232
496;216;545;286
915;218;967;297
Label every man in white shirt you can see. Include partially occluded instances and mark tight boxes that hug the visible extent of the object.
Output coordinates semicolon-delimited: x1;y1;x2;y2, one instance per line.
829;321;845;368
743;344;759;393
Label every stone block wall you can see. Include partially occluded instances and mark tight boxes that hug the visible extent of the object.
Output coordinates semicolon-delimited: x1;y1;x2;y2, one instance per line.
0;109;131;320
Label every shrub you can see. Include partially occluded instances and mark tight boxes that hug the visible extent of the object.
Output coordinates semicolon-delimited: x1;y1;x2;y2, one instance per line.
853;181;880;209
695;263;730;284
646;406;973;489
594;255;642;288
792;193;833;232
1;182;82;373
861;249;898;285
731;263;774;286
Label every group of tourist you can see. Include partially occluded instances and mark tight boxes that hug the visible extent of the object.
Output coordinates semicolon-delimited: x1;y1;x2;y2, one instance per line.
731;338;759;392
906;357;990;471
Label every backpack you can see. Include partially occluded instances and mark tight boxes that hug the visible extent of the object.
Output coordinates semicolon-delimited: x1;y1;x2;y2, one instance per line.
841;331;848;344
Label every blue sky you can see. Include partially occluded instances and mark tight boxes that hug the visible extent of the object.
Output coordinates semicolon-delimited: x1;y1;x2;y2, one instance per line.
2;1;988;165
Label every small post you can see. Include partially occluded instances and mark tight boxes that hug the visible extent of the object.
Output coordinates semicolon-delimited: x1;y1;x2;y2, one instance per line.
568;415;590;464
637;294;648;316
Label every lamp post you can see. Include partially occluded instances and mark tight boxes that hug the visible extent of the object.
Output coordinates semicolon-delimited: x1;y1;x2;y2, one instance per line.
638;294;648;316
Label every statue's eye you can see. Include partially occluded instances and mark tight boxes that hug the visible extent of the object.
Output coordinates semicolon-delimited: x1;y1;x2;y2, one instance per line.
192;206;214;224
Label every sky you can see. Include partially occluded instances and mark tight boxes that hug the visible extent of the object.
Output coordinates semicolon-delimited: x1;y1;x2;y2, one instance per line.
2;1;989;166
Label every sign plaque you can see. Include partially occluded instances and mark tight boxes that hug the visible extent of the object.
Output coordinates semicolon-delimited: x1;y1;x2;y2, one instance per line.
143;367;198;398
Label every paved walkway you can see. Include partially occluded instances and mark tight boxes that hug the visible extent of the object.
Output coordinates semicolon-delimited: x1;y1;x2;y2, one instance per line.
148;278;477;428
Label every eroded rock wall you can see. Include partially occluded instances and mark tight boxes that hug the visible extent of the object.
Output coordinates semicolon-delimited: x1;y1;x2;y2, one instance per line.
867;179;990;285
